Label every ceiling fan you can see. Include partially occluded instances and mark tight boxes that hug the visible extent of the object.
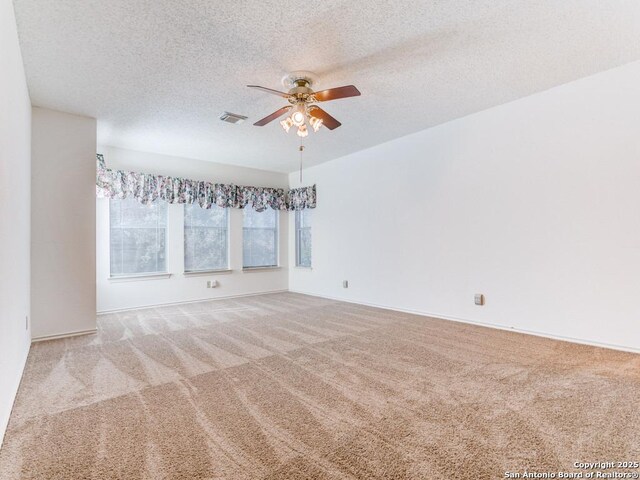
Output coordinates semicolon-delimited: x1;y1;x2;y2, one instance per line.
248;71;360;137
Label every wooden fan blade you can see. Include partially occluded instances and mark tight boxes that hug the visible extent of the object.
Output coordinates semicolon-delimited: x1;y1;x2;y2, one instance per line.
247;85;291;98
308;106;341;130
312;85;361;102
253;106;292;126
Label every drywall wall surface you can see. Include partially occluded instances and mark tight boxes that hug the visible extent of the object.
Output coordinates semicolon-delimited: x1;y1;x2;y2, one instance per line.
0;0;32;445
31;107;97;338
289;60;640;352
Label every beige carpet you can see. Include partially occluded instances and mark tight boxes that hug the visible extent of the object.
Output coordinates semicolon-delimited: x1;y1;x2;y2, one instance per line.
0;293;639;479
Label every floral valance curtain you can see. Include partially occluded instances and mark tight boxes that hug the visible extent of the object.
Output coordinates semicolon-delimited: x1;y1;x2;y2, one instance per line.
96;154;316;211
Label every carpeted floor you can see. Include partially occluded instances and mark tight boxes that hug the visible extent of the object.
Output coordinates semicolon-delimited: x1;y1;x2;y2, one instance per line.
0;292;638;479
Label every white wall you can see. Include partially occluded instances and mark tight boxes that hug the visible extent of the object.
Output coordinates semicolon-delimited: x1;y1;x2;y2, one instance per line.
97;147;289;312
289;60;640;352
31;108;97;339
0;0;32;445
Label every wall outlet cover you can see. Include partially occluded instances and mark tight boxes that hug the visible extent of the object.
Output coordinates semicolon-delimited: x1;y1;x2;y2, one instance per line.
342;280;349;288
474;293;484;306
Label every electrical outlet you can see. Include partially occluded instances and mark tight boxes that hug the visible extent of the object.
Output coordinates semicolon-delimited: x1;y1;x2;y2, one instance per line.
474;294;484;306
207;280;218;288
342;280;349;288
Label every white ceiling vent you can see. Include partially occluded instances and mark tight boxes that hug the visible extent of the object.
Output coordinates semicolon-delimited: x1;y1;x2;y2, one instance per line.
219;112;248;124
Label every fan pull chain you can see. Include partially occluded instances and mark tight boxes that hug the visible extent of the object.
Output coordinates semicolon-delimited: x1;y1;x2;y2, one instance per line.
299;140;305;183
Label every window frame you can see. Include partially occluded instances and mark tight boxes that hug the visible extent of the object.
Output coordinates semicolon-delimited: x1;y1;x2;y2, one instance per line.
183;203;230;274
242;207;280;269
109;198;168;278
295;209;312;268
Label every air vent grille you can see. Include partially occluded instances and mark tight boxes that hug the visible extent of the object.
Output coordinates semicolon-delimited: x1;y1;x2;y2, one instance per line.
219;112;248;124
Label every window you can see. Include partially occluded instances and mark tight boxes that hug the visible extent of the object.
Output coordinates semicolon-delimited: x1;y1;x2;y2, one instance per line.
110;198;167;276
243;207;278;268
295;209;312;267
184;203;228;272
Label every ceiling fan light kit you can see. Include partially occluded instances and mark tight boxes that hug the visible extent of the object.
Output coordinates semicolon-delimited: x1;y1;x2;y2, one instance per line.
309;115;323;132
291;108;305;127
248;71;361;135
280;116;293;133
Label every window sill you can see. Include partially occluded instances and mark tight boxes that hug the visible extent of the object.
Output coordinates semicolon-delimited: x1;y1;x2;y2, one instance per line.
184;269;232;277
242;266;282;273
109;273;172;282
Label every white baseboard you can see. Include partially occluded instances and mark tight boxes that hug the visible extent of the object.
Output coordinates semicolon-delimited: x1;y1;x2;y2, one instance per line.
31;328;98;343
97;289;289;315
289;289;640;355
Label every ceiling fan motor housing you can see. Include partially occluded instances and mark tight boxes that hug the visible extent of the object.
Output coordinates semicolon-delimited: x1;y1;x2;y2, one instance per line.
282;71;317;105
282;70;318;90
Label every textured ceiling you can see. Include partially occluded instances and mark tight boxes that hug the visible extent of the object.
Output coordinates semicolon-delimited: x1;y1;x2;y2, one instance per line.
13;0;640;172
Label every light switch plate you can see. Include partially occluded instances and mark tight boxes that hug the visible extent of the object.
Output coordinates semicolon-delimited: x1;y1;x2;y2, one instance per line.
474;294;484;306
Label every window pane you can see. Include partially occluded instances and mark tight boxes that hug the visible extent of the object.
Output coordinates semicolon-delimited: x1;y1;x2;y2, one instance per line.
113;198;167;228
109;227;123;275
296;208;311;229
243;206;277;228
184;204;228;271
243;207;278;268
121;228;166;274
299;228;312;267
295;209;312;267
185;203;227;228
110;198;167;276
